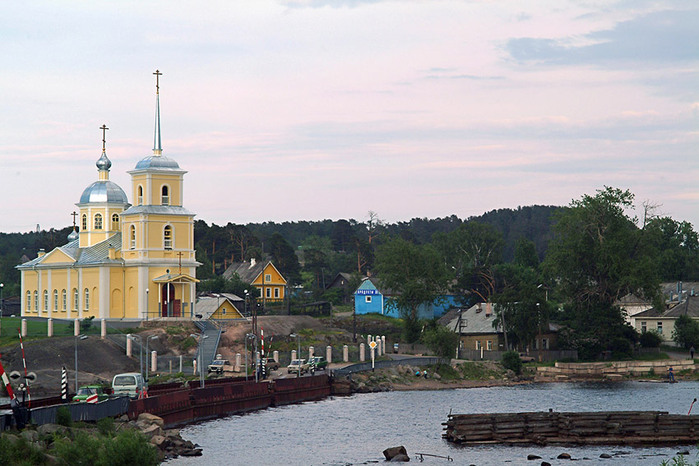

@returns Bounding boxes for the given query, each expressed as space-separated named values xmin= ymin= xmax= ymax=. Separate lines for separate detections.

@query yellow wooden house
xmin=196 ymin=293 xmax=246 ymax=320
xmin=17 ymin=71 xmax=199 ymax=320
xmin=222 ymin=259 xmax=287 ymax=304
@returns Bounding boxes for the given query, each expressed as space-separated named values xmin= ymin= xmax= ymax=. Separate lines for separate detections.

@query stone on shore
xmin=383 ymin=446 xmax=408 ymax=460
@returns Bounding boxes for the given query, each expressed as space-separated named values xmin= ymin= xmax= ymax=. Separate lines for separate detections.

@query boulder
xmin=141 ymin=423 xmax=163 ymax=437
xmin=180 ymin=448 xmax=203 ymax=456
xmin=527 ymin=454 xmax=542 ymax=460
xmin=137 ymin=412 xmax=165 ymax=428
xmin=600 ymin=453 xmax=612 ymax=458
xmin=383 ymin=446 xmax=408 ymax=461
xmin=541 ymin=462 xmax=551 ymax=466
xmin=37 ymin=424 xmax=66 ymax=437
xmin=150 ymin=435 xmax=169 ymax=447
xmin=557 ymin=452 xmax=571 ymax=459
xmin=21 ymin=430 xmax=38 ymax=443
xmin=390 ymin=453 xmax=410 ymax=462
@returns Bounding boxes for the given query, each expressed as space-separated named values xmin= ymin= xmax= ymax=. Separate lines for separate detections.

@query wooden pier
xmin=443 ymin=411 xmax=699 ymax=446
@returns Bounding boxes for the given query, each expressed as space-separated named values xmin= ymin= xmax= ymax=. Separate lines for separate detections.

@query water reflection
xmin=170 ymin=381 xmax=699 ymax=466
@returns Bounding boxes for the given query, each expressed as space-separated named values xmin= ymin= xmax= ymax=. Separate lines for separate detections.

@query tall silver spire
xmin=153 ymin=69 xmax=162 ymax=156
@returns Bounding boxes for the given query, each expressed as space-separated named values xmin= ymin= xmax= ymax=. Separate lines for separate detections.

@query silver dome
xmin=134 ymin=155 xmax=180 ymax=170
xmin=96 ymin=151 xmax=112 ymax=171
xmin=79 ymin=180 xmax=129 ymax=204
xmin=67 ymin=229 xmax=79 ymax=241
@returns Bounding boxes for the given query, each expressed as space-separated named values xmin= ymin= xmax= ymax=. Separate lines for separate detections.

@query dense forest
xmin=0 ymin=205 xmax=561 ymax=298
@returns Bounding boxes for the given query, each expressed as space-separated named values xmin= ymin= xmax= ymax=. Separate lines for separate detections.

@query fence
xmin=29 ymin=396 xmax=130 ymax=426
xmin=459 ymin=349 xmax=578 ymax=362
xmin=332 ymin=357 xmax=445 ymax=377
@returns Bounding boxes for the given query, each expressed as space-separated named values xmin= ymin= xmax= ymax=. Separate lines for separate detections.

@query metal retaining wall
xmin=30 ymin=396 xmax=131 ymax=425
xmin=332 ymin=357 xmax=445 ymax=377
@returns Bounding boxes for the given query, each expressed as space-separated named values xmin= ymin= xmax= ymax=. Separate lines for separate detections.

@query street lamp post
xmin=290 ymin=333 xmax=301 ymax=378
xmin=0 ymin=283 xmax=4 ymax=320
xmin=128 ymin=334 xmax=143 ymax=381
xmin=190 ymin=333 xmax=209 ymax=387
xmin=245 ymin=333 xmax=257 ymax=382
xmin=74 ymin=334 xmax=88 ymax=393
xmin=145 ymin=335 xmax=159 ymax=376
xmin=146 ymin=288 xmax=149 ymax=321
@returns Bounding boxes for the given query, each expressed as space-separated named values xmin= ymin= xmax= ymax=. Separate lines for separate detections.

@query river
xmin=169 ymin=381 xmax=699 ymax=466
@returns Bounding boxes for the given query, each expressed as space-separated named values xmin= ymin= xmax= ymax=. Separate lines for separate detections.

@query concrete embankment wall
xmin=537 ymin=360 xmax=695 ymax=380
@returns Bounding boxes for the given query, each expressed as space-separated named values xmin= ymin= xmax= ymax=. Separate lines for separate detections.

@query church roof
xmin=121 ymin=205 xmax=194 ymax=216
xmin=133 ymin=154 xmax=182 ymax=171
xmin=79 ymin=180 xmax=129 ymax=204
xmin=17 ymin=233 xmax=123 ymax=269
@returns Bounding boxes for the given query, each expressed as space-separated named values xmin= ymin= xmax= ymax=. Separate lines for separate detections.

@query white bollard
xmin=21 ymin=319 xmax=28 ymax=337
xmin=309 ymin=346 xmax=314 ymax=359
xmin=74 ymin=318 xmax=80 ymax=337
xmin=235 ymin=353 xmax=242 ymax=372
xmin=101 ymin=319 xmax=107 ymax=339
xmin=382 ymin=336 xmax=386 ymax=355
xmin=360 ymin=343 xmax=366 ymax=362
xmin=367 ymin=335 xmax=372 ymax=347
xmin=291 ymin=349 xmax=297 ymax=361
xmin=47 ymin=318 xmax=53 ymax=337
xmin=151 ymin=351 xmax=157 ymax=374
xmin=326 ymin=345 xmax=332 ymax=363
xmin=126 ymin=334 xmax=132 ymax=357
xmin=343 ymin=345 xmax=349 ymax=362
xmin=273 ymin=350 xmax=279 ymax=363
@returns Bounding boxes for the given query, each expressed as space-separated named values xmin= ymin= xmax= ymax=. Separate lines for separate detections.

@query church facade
xmin=17 ymin=72 xmax=199 ymax=320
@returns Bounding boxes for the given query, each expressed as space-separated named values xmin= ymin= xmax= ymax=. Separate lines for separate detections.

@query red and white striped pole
xmin=261 ymin=327 xmax=266 ymax=377
xmin=0 ymin=359 xmax=18 ymax=408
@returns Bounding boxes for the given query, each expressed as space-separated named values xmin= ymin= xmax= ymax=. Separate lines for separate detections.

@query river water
xmin=169 ymin=381 xmax=699 ymax=466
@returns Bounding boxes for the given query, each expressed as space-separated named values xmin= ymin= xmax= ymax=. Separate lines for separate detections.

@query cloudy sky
xmin=1 ymin=0 xmax=697 ymax=233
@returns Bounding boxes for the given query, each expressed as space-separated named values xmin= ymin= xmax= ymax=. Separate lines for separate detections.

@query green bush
xmin=100 ymin=429 xmax=159 ymax=466
xmin=96 ymin=417 xmax=115 ymax=436
xmin=610 ymin=337 xmax=632 ymax=358
xmin=421 ymin=325 xmax=459 ymax=360
xmin=0 ymin=434 xmax=46 ymax=465
xmin=501 ymin=351 xmax=522 ymax=375
xmin=56 ymin=406 xmax=72 ymax=427
xmin=639 ymin=331 xmax=662 ymax=348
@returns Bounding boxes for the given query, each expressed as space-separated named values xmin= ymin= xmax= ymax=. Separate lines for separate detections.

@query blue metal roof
xmin=133 ymin=155 xmax=181 ymax=170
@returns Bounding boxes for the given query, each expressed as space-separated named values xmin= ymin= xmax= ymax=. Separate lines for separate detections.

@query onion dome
xmin=67 ymin=228 xmax=79 ymax=242
xmin=79 ymin=180 xmax=129 ymax=204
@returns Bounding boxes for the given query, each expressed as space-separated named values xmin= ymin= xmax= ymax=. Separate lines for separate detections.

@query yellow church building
xmin=17 ymin=71 xmax=199 ymax=320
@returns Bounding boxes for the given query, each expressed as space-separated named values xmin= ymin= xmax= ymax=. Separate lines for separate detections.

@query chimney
xmin=476 ymin=303 xmax=482 ymax=313
xmin=250 ymin=258 xmax=256 ymax=267
xmin=108 ymin=244 xmax=116 ymax=260
xmin=37 ymin=248 xmax=46 ymax=258
xmin=485 ymin=302 xmax=492 ymax=317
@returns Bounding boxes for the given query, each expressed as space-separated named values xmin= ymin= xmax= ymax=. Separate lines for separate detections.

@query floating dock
xmin=443 ymin=411 xmax=699 ymax=446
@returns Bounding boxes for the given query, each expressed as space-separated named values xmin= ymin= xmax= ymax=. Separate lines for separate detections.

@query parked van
xmin=112 ymin=372 xmax=147 ymax=399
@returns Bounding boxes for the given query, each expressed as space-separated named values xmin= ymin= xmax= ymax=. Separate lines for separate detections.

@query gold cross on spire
xmin=153 ymin=69 xmax=162 ymax=94
xmin=100 ymin=124 xmax=109 ymax=152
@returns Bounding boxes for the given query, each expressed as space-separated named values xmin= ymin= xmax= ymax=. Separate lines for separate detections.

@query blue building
xmin=353 ymin=277 xmax=459 ymax=319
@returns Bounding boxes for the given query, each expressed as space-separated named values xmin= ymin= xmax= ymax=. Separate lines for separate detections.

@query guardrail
xmin=332 ymin=357 xmax=446 ymax=377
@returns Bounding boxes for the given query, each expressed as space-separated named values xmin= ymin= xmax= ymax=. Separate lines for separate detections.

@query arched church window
xmin=53 ymin=289 xmax=58 ymax=311
xmin=111 ymin=213 xmax=119 ymax=230
xmin=94 ymin=213 xmax=103 ymax=230
xmin=34 ymin=291 xmax=38 ymax=311
xmin=82 ymin=214 xmax=87 ymax=231
xmin=26 ymin=291 xmax=31 ymax=311
xmin=164 ymin=225 xmax=173 ymax=250
xmin=161 ymin=185 xmax=169 ymax=206
xmin=61 ymin=289 xmax=67 ymax=311
xmin=138 ymin=185 xmax=143 ymax=206
xmin=43 ymin=290 xmax=48 ymax=311
xmin=130 ymin=225 xmax=136 ymax=249
xmin=73 ymin=288 xmax=78 ymax=310
xmin=84 ymin=288 xmax=90 ymax=310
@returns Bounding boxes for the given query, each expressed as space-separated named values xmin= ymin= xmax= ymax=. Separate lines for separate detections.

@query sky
xmin=0 ymin=0 xmax=697 ymax=233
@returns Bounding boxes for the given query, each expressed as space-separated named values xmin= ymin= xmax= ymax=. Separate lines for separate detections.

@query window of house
xmin=475 ymin=340 xmax=481 ymax=350
xmin=542 ymin=338 xmax=549 ymax=350
xmin=61 ymin=289 xmax=67 ymax=311
xmin=222 ymin=308 xmax=227 ymax=315
xmin=137 ymin=185 xmax=143 ymax=205
xmin=274 ymin=287 xmax=280 ymax=298
xmin=82 ymin=214 xmax=87 ymax=231
xmin=641 ymin=321 xmax=647 ymax=333
xmin=43 ymin=290 xmax=48 ymax=311
xmin=265 ymin=274 xmax=271 ymax=283
xmin=53 ymin=289 xmax=58 ymax=311
xmin=259 ymin=288 xmax=263 ymax=298
xmin=366 ymin=295 xmax=372 ymax=303
xmin=486 ymin=340 xmax=492 ymax=350
xmin=94 ymin=213 xmax=103 ymax=230
xmin=266 ymin=287 xmax=271 ymax=298
xmin=657 ymin=322 xmax=663 ymax=333
xmin=130 ymin=225 xmax=136 ymax=249
xmin=73 ymin=288 xmax=78 ymax=310
xmin=26 ymin=291 xmax=31 ymax=311
xmin=111 ymin=213 xmax=119 ymax=230
xmin=164 ymin=225 xmax=172 ymax=250
xmin=84 ymin=288 xmax=90 ymax=310
xmin=34 ymin=291 xmax=38 ymax=311
xmin=161 ymin=185 xmax=169 ymax=206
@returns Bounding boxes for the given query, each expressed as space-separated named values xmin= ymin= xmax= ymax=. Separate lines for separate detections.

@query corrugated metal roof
xmin=16 ymin=234 xmax=122 ymax=269
xmin=121 ymin=205 xmax=194 ymax=216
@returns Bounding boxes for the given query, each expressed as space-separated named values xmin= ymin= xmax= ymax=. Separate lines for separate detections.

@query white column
xmin=47 ymin=318 xmax=53 ymax=337
xmin=74 ymin=318 xmax=80 ymax=336
xmin=326 ymin=345 xmax=332 ymax=363
xmin=101 ymin=319 xmax=107 ymax=339
xmin=21 ymin=319 xmax=27 ymax=337
xmin=343 ymin=345 xmax=349 ymax=362
xmin=126 ymin=334 xmax=132 ymax=357
xmin=291 ymin=350 xmax=297 ymax=361
xmin=273 ymin=350 xmax=279 ymax=363
xmin=235 ymin=353 xmax=242 ymax=372
xmin=360 ymin=343 xmax=366 ymax=362
xmin=99 ymin=266 xmax=109 ymax=319
xmin=151 ymin=351 xmax=157 ymax=373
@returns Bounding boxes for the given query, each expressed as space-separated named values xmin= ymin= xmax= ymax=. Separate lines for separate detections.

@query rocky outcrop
xmin=134 ymin=413 xmax=202 ymax=460
xmin=383 ymin=445 xmax=409 ymax=461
